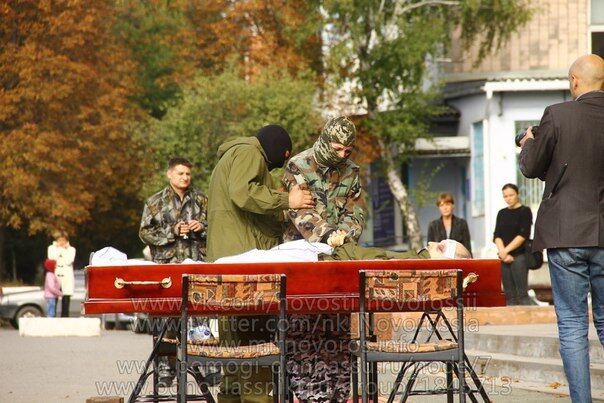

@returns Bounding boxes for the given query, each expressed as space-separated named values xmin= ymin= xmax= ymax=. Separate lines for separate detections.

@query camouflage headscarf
xmin=313 ymin=116 xmax=357 ymax=167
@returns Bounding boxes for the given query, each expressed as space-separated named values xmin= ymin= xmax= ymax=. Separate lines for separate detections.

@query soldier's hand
xmin=174 ymin=221 xmax=190 ymax=236
xmin=288 ymin=184 xmax=315 ymax=209
xmin=327 ymin=230 xmax=347 ymax=248
xmin=188 ymin=220 xmax=203 ymax=232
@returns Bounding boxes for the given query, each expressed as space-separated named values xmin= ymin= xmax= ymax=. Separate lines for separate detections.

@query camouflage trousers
xmin=286 ymin=314 xmax=351 ymax=402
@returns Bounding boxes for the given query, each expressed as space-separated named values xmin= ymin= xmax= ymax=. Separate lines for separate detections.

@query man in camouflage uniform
xmin=140 ymin=157 xmax=207 ymax=263
xmin=282 ymin=116 xmax=366 ymax=402
xmin=139 ymin=157 xmax=209 ymax=387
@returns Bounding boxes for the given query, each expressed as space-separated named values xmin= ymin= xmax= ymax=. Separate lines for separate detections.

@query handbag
xmin=524 ymin=239 xmax=544 ymax=270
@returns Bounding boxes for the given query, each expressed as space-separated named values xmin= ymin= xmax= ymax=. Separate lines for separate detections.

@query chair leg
xmin=273 ymin=367 xmax=279 ymax=403
xmin=360 ymin=356 xmax=369 ymax=403
xmin=189 ymin=366 xmax=216 ymax=403
xmin=458 ymin=358 xmax=466 ymax=403
xmin=386 ymin=362 xmax=411 ymax=403
xmin=129 ymin=320 xmax=169 ymax=403
xmin=446 ymin=362 xmax=454 ymax=403
xmin=400 ymin=364 xmax=422 ymax=403
xmin=462 ymin=355 xmax=491 ymax=403
xmin=371 ymin=362 xmax=378 ymax=402
xmin=351 ymin=353 xmax=359 ymax=402
xmin=177 ymin=358 xmax=186 ymax=403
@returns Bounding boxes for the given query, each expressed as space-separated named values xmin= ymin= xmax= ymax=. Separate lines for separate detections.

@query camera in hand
xmin=515 ymin=125 xmax=539 ymax=147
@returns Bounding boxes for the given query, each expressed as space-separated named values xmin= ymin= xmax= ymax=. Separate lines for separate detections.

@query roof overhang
xmin=412 ymin=136 xmax=470 ymax=158
xmin=483 ymin=78 xmax=569 ymax=93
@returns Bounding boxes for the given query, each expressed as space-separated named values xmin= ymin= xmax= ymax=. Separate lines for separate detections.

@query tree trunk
xmin=0 ymin=225 xmax=5 ymax=280
xmin=11 ymin=246 xmax=17 ymax=281
xmin=378 ymin=140 xmax=424 ymax=250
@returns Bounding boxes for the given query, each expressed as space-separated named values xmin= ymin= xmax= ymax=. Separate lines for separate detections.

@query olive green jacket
xmin=207 ymin=137 xmax=290 ymax=261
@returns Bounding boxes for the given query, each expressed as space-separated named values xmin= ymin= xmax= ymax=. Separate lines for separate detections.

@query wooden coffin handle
xmin=114 ymin=277 xmax=172 ymax=289
xmin=462 ymin=272 xmax=478 ymax=291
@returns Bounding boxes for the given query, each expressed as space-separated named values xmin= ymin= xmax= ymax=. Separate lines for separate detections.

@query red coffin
xmin=84 ymin=259 xmax=504 ymax=315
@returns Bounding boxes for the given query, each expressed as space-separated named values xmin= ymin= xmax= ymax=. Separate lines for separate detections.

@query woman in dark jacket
xmin=493 ymin=183 xmax=533 ymax=305
xmin=427 ymin=192 xmax=472 ymax=256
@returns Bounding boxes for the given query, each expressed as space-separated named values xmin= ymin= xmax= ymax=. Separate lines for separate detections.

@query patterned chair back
xmin=363 ymin=269 xmax=459 ymax=306
xmin=187 ymin=274 xmax=283 ymax=311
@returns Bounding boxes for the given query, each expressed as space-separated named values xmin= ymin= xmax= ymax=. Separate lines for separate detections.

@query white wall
xmin=409 ymin=157 xmax=469 ymax=239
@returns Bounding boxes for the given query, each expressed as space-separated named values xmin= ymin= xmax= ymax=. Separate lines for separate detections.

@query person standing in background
xmin=427 ymin=192 xmax=472 ymax=256
xmin=43 ymin=258 xmax=61 ymax=317
xmin=47 ymin=230 xmax=75 ymax=317
xmin=493 ymin=184 xmax=533 ymax=306
xmin=139 ymin=156 xmax=209 ymax=387
xmin=140 ymin=157 xmax=207 ymax=263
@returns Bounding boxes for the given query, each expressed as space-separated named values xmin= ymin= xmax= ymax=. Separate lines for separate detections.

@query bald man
xmin=519 ymin=54 xmax=604 ymax=403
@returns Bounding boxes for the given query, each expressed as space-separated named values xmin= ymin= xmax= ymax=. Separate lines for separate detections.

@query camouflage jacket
xmin=282 ymin=148 xmax=366 ymax=243
xmin=139 ymin=186 xmax=208 ymax=263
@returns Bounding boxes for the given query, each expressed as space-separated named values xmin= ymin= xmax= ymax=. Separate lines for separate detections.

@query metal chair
xmin=353 ymin=269 xmax=468 ymax=403
xmin=177 ymin=274 xmax=287 ymax=403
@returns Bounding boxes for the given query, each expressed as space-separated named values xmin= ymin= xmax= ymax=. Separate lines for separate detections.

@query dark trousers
xmin=500 ymin=254 xmax=531 ymax=305
xmin=61 ymin=295 xmax=71 ymax=317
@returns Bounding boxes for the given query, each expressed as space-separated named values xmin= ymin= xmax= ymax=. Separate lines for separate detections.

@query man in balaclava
xmin=281 ymin=116 xmax=366 ymax=402
xmin=207 ymin=124 xmax=314 ymax=403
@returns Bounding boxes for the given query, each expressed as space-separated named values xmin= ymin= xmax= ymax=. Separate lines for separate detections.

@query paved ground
xmin=0 ymin=323 xmax=585 ymax=402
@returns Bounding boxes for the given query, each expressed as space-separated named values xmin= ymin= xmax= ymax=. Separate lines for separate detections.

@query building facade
xmin=366 ymin=0 xmax=604 ymax=256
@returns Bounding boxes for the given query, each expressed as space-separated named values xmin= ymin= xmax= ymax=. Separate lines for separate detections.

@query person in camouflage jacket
xmin=139 ymin=157 xmax=208 ymax=263
xmin=282 ymin=116 xmax=367 ymax=402
xmin=282 ymin=116 xmax=366 ymax=245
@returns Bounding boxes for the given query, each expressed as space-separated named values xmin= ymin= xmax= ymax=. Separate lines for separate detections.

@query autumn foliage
xmin=0 ymin=0 xmax=146 ymax=236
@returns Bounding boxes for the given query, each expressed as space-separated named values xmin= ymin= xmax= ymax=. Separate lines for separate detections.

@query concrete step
xmin=18 ymin=317 xmax=101 ymax=337
xmin=465 ymin=330 xmax=604 ymax=364
xmin=467 ymin=348 xmax=604 ymax=388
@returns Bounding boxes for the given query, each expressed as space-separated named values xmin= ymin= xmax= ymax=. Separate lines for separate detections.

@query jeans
xmin=500 ymin=254 xmax=531 ymax=305
xmin=548 ymin=247 xmax=604 ymax=403
xmin=46 ymin=298 xmax=57 ymax=317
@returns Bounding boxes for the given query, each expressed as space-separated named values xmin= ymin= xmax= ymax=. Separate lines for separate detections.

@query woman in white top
xmin=47 ymin=230 xmax=76 ymax=317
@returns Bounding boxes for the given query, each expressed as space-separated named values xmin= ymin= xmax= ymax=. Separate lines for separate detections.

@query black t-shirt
xmin=493 ymin=205 xmax=533 ymax=256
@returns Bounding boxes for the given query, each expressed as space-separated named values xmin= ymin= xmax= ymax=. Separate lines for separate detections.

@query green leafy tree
xmin=113 ymin=0 xmax=196 ymax=119
xmin=145 ymin=68 xmax=320 ymax=195
xmin=324 ymin=0 xmax=533 ymax=248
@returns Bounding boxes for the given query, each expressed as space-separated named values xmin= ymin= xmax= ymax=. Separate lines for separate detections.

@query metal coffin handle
xmin=462 ymin=272 xmax=478 ymax=291
xmin=114 ymin=277 xmax=172 ymax=289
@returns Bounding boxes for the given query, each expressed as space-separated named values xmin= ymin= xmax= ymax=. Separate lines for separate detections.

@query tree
xmin=112 ymin=0 xmax=197 ymax=119
xmin=145 ymin=68 xmax=320 ymax=194
xmin=111 ymin=0 xmax=323 ymax=116
xmin=324 ymin=0 xmax=533 ymax=249
xmin=184 ymin=0 xmax=323 ymax=78
xmin=0 ymin=0 xmax=148 ymax=278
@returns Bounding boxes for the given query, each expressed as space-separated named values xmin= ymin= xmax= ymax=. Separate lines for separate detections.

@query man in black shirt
xmin=493 ymin=183 xmax=533 ymax=305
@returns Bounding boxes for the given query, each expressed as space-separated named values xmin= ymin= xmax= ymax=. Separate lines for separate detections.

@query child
xmin=43 ymin=259 xmax=62 ymax=317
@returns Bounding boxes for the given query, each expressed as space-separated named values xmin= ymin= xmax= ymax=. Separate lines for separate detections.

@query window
xmin=471 ymin=122 xmax=484 ymax=216
xmin=590 ymin=0 xmax=604 ymax=57
xmin=515 ymin=121 xmax=545 ymax=212
xmin=592 ymin=0 xmax=604 ymax=24
xmin=592 ymin=32 xmax=604 ymax=58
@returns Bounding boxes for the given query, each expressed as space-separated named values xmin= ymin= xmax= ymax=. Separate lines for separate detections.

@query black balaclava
xmin=256 ymin=125 xmax=292 ymax=170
